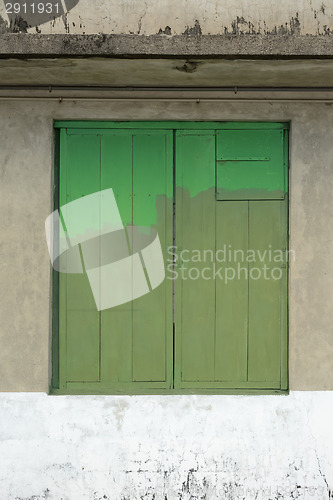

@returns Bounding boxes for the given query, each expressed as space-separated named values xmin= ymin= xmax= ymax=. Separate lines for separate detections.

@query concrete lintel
xmin=1 ymin=33 xmax=333 ymax=58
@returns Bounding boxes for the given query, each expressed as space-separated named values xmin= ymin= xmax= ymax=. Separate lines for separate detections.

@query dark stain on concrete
xmin=2 ymin=32 xmax=333 ymax=57
xmin=10 ymin=16 xmax=30 ymax=33
xmin=0 ymin=15 xmax=10 ymax=34
xmin=290 ymin=13 xmax=301 ymax=35
xmin=183 ymin=20 xmax=202 ymax=36
xmin=225 ymin=13 xmax=302 ymax=36
xmin=14 ymin=489 xmax=51 ymax=500
xmin=93 ymin=33 xmax=107 ymax=48
xmin=175 ymin=60 xmax=202 ymax=73
xmin=62 ymin=12 xmax=70 ymax=33
xmin=231 ymin=16 xmax=248 ymax=35
xmin=158 ymin=26 xmax=172 ymax=35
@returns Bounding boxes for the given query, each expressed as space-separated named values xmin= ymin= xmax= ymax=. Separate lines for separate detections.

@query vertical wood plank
xmin=100 ymin=132 xmax=133 ymax=383
xmin=59 ymin=132 xmax=100 ymax=383
xmin=248 ymin=200 xmax=287 ymax=383
xmin=215 ymin=201 xmax=248 ymax=382
xmin=58 ymin=129 xmax=67 ymax=389
xmin=175 ymin=132 xmax=216 ymax=384
xmin=132 ymin=132 xmax=173 ymax=382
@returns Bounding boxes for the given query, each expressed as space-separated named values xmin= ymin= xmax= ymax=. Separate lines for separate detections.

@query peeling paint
xmin=290 ymin=13 xmax=301 ymax=35
xmin=10 ymin=15 xmax=29 ymax=33
xmin=62 ymin=12 xmax=70 ymax=34
xmin=224 ymin=13 xmax=302 ymax=36
xmin=158 ymin=26 xmax=172 ymax=35
xmin=0 ymin=0 xmax=333 ymax=35
xmin=183 ymin=20 xmax=202 ymax=36
xmin=0 ymin=14 xmax=9 ymax=33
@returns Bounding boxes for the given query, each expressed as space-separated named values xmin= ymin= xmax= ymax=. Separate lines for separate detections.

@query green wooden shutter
xmin=58 ymin=129 xmax=173 ymax=391
xmin=175 ymin=128 xmax=288 ymax=390
xmin=55 ymin=122 xmax=288 ymax=394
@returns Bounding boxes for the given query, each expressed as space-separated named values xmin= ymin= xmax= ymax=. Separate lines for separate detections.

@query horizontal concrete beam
xmin=1 ymin=34 xmax=333 ymax=58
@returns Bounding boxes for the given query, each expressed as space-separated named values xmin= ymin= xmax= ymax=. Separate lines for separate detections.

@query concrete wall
xmin=0 ymin=392 xmax=332 ymax=499
xmin=1 ymin=97 xmax=333 ymax=391
xmin=0 ymin=0 xmax=333 ymax=35
xmin=1 ymin=97 xmax=333 ymax=498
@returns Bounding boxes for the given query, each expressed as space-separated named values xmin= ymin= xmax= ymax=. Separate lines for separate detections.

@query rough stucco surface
xmin=0 ymin=0 xmax=332 ymax=35
xmin=0 ymin=98 xmax=333 ymax=391
xmin=0 ymin=392 xmax=332 ymax=499
xmin=2 ymin=34 xmax=333 ymax=57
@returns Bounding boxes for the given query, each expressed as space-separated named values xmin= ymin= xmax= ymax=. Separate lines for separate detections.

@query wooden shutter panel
xmin=59 ymin=132 xmax=101 ymax=386
xmin=175 ymin=131 xmax=217 ymax=386
xmin=59 ymin=129 xmax=173 ymax=391
xmin=176 ymin=128 xmax=288 ymax=390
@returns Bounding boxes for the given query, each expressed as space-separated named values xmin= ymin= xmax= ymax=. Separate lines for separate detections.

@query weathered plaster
xmin=0 ymin=98 xmax=333 ymax=391
xmin=0 ymin=392 xmax=332 ymax=499
xmin=3 ymin=33 xmax=333 ymax=57
xmin=2 ymin=57 xmax=333 ymax=87
xmin=0 ymin=0 xmax=333 ymax=36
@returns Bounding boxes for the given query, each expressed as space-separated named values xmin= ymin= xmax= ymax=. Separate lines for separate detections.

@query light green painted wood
xmin=58 ymin=128 xmax=67 ymax=390
xmin=215 ymin=201 xmax=248 ymax=382
xmin=175 ymin=127 xmax=288 ymax=390
xmin=248 ymin=200 xmax=288 ymax=384
xmin=52 ymin=385 xmax=288 ymax=396
xmin=131 ymin=132 xmax=173 ymax=383
xmin=59 ymin=129 xmax=173 ymax=388
xmin=100 ymin=133 xmax=133 ymax=383
xmin=55 ymin=122 xmax=288 ymax=394
xmin=175 ymin=131 xmax=216 ymax=384
xmin=59 ymin=133 xmax=101 ymax=383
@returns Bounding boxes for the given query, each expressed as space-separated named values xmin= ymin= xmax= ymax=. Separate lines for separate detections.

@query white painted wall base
xmin=0 ymin=392 xmax=332 ymax=499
